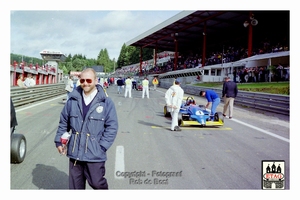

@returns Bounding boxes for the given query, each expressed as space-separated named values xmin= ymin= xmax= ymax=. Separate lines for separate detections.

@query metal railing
xmin=11 ymin=83 xmax=66 ymax=107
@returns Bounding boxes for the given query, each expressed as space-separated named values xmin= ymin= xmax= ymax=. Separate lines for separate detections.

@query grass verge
xmin=194 ymin=82 xmax=289 ymax=95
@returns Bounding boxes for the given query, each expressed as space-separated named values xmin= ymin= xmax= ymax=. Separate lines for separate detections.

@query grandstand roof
xmin=126 ymin=10 xmax=289 ymax=55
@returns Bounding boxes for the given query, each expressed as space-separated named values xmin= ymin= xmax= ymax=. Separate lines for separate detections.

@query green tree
xmin=116 ymin=44 xmax=156 ymax=69
xmin=97 ymin=49 xmax=110 ymax=73
xmin=117 ymin=43 xmax=127 ymax=68
xmin=60 ymin=65 xmax=68 ymax=74
xmin=72 ymin=58 xmax=86 ymax=72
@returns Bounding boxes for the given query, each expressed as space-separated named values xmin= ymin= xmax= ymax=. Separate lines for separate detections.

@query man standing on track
xmin=152 ymin=77 xmax=159 ymax=91
xmin=54 ymin=68 xmax=118 ymax=190
xmin=116 ymin=77 xmax=124 ymax=94
xmin=222 ymin=76 xmax=238 ymax=119
xmin=165 ymin=78 xmax=184 ymax=131
xmin=142 ymin=77 xmax=150 ymax=99
xmin=124 ymin=76 xmax=132 ymax=98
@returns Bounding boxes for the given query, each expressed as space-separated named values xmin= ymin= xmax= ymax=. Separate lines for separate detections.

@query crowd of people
xmin=113 ymin=39 xmax=289 ymax=78
xmin=233 ymin=64 xmax=289 ymax=83
xmin=115 ymin=76 xmax=153 ymax=99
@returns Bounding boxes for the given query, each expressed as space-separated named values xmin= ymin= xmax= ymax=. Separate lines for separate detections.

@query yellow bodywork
xmin=180 ymin=119 xmax=224 ymax=127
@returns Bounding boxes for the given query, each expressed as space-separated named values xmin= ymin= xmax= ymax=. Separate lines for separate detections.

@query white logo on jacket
xmin=96 ymin=106 xmax=103 ymax=113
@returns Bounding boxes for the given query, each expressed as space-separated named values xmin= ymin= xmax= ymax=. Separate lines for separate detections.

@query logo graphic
xmin=262 ymin=160 xmax=285 ymax=190
xmin=96 ymin=106 xmax=103 ymax=113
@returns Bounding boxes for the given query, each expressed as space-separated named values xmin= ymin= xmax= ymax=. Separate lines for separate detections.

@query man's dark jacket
xmin=222 ymin=81 xmax=238 ymax=98
xmin=54 ymin=85 xmax=118 ymax=162
xmin=116 ymin=79 xmax=124 ymax=86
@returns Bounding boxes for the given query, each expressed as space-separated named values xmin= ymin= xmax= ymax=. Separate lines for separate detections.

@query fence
xmin=11 ymin=83 xmax=66 ymax=107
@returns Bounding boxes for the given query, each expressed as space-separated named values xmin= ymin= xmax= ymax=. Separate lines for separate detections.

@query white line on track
xmin=231 ymin=118 xmax=289 ymax=143
xmin=114 ymin=145 xmax=125 ymax=179
xmin=15 ymin=95 xmax=64 ymax=112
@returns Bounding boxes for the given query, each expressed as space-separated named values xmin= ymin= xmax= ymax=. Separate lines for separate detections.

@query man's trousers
xmin=69 ymin=159 xmax=108 ymax=189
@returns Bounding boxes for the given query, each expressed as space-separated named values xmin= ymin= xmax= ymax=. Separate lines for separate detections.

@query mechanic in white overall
xmin=142 ymin=77 xmax=150 ymax=99
xmin=165 ymin=78 xmax=184 ymax=131
xmin=124 ymin=76 xmax=132 ymax=98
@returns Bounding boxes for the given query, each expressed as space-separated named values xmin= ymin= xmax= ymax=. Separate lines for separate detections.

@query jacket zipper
xmin=72 ymin=131 xmax=79 ymax=153
xmin=85 ymin=133 xmax=90 ymax=153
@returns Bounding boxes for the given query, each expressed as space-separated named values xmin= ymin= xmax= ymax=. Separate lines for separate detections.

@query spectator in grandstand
xmin=165 ymin=78 xmax=184 ymax=131
xmin=152 ymin=77 xmax=159 ymax=91
xmin=142 ymin=77 xmax=150 ymax=99
xmin=124 ymin=76 xmax=132 ymax=98
xmin=54 ymin=68 xmax=118 ymax=189
xmin=17 ymin=74 xmax=27 ymax=88
xmin=276 ymin=63 xmax=284 ymax=81
xmin=222 ymin=76 xmax=238 ymax=119
xmin=200 ymin=89 xmax=220 ymax=121
xmin=238 ymin=69 xmax=245 ymax=83
xmin=233 ymin=68 xmax=237 ymax=83
xmin=116 ymin=77 xmax=124 ymax=94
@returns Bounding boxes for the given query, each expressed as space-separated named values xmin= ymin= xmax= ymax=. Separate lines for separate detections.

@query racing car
xmin=164 ymin=96 xmax=224 ymax=127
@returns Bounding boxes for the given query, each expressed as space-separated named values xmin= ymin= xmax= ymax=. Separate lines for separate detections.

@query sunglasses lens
xmin=80 ymin=79 xmax=93 ymax=84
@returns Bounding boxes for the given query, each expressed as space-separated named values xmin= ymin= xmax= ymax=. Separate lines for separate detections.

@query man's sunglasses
xmin=80 ymin=79 xmax=93 ymax=84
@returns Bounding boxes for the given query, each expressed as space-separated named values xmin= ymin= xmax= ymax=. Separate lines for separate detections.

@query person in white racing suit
xmin=124 ymin=77 xmax=132 ymax=98
xmin=165 ymin=78 xmax=184 ymax=131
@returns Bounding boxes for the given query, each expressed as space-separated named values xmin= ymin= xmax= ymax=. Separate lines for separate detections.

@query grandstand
xmin=113 ymin=10 xmax=289 ymax=83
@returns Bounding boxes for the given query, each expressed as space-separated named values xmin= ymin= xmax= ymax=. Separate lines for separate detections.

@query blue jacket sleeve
xmin=99 ymin=97 xmax=118 ymax=151
xmin=54 ymin=101 xmax=70 ymax=147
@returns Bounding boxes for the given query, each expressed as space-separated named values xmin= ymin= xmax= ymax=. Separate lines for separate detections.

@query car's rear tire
xmin=11 ymin=133 xmax=27 ymax=164
xmin=178 ymin=113 xmax=182 ymax=126
xmin=164 ymin=105 xmax=171 ymax=117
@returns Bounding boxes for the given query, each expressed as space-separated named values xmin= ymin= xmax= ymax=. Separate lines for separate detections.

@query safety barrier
xmin=11 ymin=83 xmax=66 ymax=107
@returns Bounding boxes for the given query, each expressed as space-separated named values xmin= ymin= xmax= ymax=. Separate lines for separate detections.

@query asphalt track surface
xmin=10 ymin=84 xmax=290 ymax=193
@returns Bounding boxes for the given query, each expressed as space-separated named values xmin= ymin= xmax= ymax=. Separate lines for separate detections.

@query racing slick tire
xmin=178 ymin=112 xmax=183 ymax=126
xmin=214 ymin=112 xmax=224 ymax=123
xmin=11 ymin=133 xmax=27 ymax=164
xmin=164 ymin=105 xmax=171 ymax=117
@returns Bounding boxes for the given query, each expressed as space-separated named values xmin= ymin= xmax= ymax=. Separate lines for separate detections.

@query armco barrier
xmin=161 ymin=84 xmax=290 ymax=116
xmin=11 ymin=83 xmax=66 ymax=107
